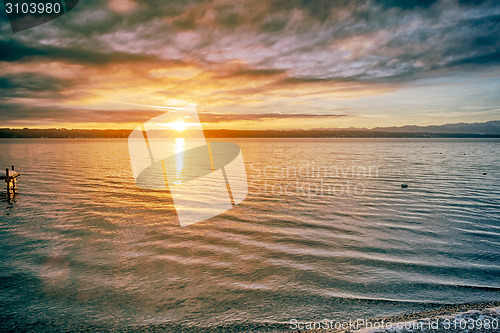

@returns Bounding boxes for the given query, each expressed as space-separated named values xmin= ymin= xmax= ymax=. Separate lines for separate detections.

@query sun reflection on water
xmin=174 ymin=138 xmax=184 ymax=184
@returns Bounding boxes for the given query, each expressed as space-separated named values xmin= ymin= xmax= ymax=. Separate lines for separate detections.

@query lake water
xmin=0 ymin=138 xmax=499 ymax=332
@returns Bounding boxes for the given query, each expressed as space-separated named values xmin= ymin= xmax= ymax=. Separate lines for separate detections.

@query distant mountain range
xmin=1 ymin=121 xmax=499 ymax=138
xmin=372 ymin=120 xmax=500 ymax=135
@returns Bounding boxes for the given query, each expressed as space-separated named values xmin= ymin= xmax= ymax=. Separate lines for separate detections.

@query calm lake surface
xmin=0 ymin=138 xmax=499 ymax=332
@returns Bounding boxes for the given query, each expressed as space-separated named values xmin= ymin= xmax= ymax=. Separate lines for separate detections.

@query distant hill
xmin=373 ymin=120 xmax=500 ymax=135
xmin=0 ymin=121 xmax=499 ymax=138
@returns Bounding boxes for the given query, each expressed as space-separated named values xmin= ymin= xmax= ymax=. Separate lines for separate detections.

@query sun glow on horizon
xmin=171 ymin=120 xmax=187 ymax=132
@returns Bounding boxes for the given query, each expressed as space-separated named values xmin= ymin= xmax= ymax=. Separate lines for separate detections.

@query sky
xmin=1 ymin=0 xmax=500 ymax=130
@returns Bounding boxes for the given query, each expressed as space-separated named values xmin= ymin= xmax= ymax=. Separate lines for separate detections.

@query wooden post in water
xmin=11 ymin=165 xmax=17 ymax=193
xmin=5 ymin=168 xmax=10 ymax=197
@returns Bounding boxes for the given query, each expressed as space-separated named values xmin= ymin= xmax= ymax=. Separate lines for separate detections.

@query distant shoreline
xmin=1 ymin=129 xmax=499 ymax=139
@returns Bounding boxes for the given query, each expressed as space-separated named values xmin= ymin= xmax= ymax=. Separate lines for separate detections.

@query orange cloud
xmin=108 ymin=0 xmax=138 ymax=14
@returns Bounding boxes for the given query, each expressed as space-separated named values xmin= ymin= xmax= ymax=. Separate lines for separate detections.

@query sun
xmin=171 ymin=120 xmax=186 ymax=132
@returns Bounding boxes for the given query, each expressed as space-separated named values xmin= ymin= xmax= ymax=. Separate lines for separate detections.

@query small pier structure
xmin=1 ymin=165 xmax=20 ymax=197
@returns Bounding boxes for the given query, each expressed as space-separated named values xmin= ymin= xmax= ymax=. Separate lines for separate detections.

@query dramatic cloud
xmin=0 ymin=105 xmax=163 ymax=126
xmin=1 ymin=0 xmax=499 ymax=128
xmin=198 ymin=112 xmax=347 ymax=123
xmin=0 ymin=107 xmax=346 ymax=125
